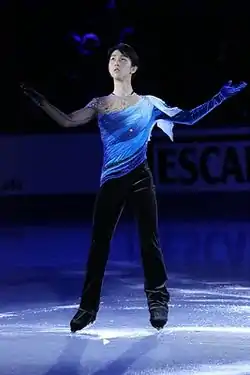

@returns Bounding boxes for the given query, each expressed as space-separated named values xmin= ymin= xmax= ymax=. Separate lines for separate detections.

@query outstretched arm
xmin=42 ymin=99 xmax=98 ymax=127
xmin=20 ymin=84 xmax=98 ymax=127
xmin=171 ymin=81 xmax=247 ymax=125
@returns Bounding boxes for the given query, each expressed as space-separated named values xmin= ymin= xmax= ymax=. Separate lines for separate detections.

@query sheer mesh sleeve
xmin=69 ymin=98 xmax=98 ymax=125
xmin=85 ymin=97 xmax=99 ymax=110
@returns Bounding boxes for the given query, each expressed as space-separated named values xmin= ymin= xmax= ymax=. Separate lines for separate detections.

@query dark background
xmin=2 ymin=0 xmax=247 ymax=225
xmin=15 ymin=0 xmax=250 ymax=135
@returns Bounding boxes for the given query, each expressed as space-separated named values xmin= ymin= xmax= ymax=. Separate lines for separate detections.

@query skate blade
xmin=150 ymin=319 xmax=167 ymax=330
xmin=70 ymin=318 xmax=95 ymax=333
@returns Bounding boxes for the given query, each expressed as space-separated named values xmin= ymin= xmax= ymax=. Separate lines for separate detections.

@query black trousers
xmin=80 ymin=161 xmax=168 ymax=313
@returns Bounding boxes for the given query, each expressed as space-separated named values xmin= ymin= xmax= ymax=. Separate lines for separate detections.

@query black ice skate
xmin=70 ymin=308 xmax=96 ymax=333
xmin=145 ymin=285 xmax=170 ymax=330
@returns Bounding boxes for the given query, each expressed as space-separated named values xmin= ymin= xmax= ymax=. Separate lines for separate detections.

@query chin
xmin=111 ymin=72 xmax=123 ymax=81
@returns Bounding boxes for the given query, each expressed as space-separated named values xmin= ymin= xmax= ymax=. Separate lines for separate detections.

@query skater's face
xmin=108 ymin=50 xmax=137 ymax=81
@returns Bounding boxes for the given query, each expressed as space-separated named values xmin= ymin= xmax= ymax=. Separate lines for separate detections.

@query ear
xmin=131 ymin=65 xmax=138 ymax=74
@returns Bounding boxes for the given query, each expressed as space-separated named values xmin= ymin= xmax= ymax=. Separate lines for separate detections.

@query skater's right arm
xmin=40 ymin=98 xmax=98 ymax=127
xmin=20 ymin=84 xmax=98 ymax=127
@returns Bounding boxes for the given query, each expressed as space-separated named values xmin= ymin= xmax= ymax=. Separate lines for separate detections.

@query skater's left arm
xmin=170 ymin=81 xmax=247 ymax=125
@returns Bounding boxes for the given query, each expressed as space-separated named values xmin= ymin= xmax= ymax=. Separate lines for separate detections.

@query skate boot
xmin=70 ymin=307 xmax=96 ymax=333
xmin=145 ymin=284 xmax=170 ymax=330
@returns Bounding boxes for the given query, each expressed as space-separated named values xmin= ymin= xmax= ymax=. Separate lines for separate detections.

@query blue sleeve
xmin=170 ymin=92 xmax=225 ymax=125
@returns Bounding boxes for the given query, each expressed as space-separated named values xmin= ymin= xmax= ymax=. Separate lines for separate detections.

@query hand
xmin=20 ymin=83 xmax=45 ymax=106
xmin=220 ymin=80 xmax=247 ymax=99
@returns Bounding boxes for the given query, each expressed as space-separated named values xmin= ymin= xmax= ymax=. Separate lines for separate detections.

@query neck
xmin=112 ymin=79 xmax=134 ymax=97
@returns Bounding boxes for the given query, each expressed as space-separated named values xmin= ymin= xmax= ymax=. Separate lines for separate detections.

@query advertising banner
xmin=0 ymin=126 xmax=249 ymax=195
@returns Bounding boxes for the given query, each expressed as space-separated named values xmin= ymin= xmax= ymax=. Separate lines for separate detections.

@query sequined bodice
xmin=85 ymin=84 xmax=240 ymax=186
xmin=97 ymin=97 xmax=151 ymax=185
xmin=89 ymin=94 xmax=182 ymax=186
xmin=88 ymin=93 xmax=142 ymax=115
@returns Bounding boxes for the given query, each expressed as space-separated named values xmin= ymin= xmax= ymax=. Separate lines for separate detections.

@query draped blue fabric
xmin=98 ymin=81 xmax=247 ymax=185
xmin=98 ymin=96 xmax=180 ymax=185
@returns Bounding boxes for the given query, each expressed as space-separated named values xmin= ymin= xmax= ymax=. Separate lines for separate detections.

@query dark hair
xmin=108 ymin=43 xmax=140 ymax=68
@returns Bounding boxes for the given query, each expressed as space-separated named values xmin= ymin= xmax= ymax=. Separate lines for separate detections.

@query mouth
xmin=114 ymin=68 xmax=120 ymax=72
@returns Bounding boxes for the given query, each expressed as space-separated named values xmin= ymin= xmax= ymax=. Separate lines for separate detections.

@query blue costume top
xmin=97 ymin=81 xmax=247 ymax=186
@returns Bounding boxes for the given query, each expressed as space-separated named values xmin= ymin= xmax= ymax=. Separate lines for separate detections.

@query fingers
xmin=20 ymin=84 xmax=42 ymax=100
xmin=20 ymin=82 xmax=31 ymax=96
xmin=20 ymin=82 xmax=30 ymax=91
xmin=224 ymin=80 xmax=247 ymax=92
xmin=235 ymin=82 xmax=247 ymax=91
xmin=225 ymin=80 xmax=247 ymax=87
xmin=22 ymin=87 xmax=32 ymax=97
xmin=240 ymin=81 xmax=247 ymax=88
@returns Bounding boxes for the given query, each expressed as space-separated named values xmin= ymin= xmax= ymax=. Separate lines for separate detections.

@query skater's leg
xmin=130 ymin=164 xmax=169 ymax=329
xmin=70 ymin=179 xmax=126 ymax=332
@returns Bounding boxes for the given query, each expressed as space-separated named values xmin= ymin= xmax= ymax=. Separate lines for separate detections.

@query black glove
xmin=20 ymin=83 xmax=45 ymax=106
